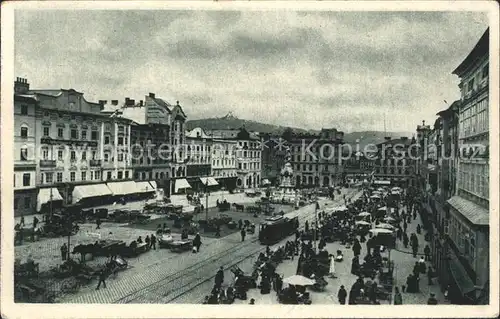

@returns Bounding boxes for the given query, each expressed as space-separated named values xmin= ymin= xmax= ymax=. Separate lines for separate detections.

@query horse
xmin=232 ymin=203 xmax=245 ymax=212
xmin=72 ymin=244 xmax=96 ymax=263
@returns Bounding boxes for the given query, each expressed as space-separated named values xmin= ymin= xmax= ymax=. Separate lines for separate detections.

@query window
xmin=24 ymin=197 xmax=31 ymax=209
xmin=70 ymin=151 xmax=76 ymax=161
xmin=20 ymin=146 xmax=28 ymax=161
xmin=58 ymin=128 xmax=64 ymax=138
xmin=23 ymin=173 xmax=30 ymax=186
xmin=20 ymin=126 xmax=28 ymax=138
xmin=71 ymin=129 xmax=78 ymax=139
xmin=58 ymin=150 xmax=63 ymax=160
xmin=81 ymin=172 xmax=86 ymax=181
xmin=70 ymin=172 xmax=76 ymax=181
xmin=107 ymin=172 xmax=112 ymax=180
xmin=43 ymin=126 xmax=50 ymax=136
xmin=45 ymin=172 xmax=53 ymax=183
xmin=104 ymin=136 xmax=110 ymax=144
xmin=82 ymin=130 xmax=87 ymax=140
xmin=117 ymin=171 xmax=123 ymax=179
xmin=95 ymin=171 xmax=100 ymax=180
xmin=57 ymin=172 xmax=63 ymax=183
xmin=91 ymin=130 xmax=98 ymax=140
xmin=118 ymin=136 xmax=124 ymax=145
xmin=82 ymin=151 xmax=87 ymax=160
xmin=21 ymin=105 xmax=28 ymax=115
xmin=468 ymin=78 xmax=475 ymax=92
xmin=118 ymin=153 xmax=124 ymax=161
xmin=42 ymin=148 xmax=49 ymax=160
xmin=125 ymin=171 xmax=129 ymax=179
xmin=104 ymin=153 xmax=110 ymax=162
xmin=482 ymin=64 xmax=489 ymax=79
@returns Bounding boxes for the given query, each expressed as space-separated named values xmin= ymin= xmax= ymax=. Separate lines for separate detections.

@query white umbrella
xmin=376 ymin=223 xmax=395 ymax=229
xmin=377 ymin=188 xmax=385 ymax=191
xmin=370 ymin=228 xmax=393 ymax=234
xmin=356 ymin=220 xmax=371 ymax=226
xmin=371 ymin=190 xmax=382 ymax=195
xmin=283 ymin=275 xmax=316 ymax=286
xmin=370 ymin=195 xmax=380 ymax=199
xmin=333 ymin=205 xmax=348 ymax=212
xmin=384 ymin=216 xmax=397 ymax=222
xmin=391 ymin=187 xmax=401 ymax=191
xmin=357 ymin=212 xmax=370 ymax=217
xmin=377 ymin=206 xmax=387 ymax=211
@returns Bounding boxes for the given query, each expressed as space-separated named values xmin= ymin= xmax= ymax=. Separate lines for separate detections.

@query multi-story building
xmin=211 ymin=138 xmax=238 ymax=190
xmin=185 ymin=127 xmax=214 ymax=192
xmin=343 ymin=151 xmax=375 ymax=183
xmin=372 ymin=136 xmax=418 ymax=187
xmin=14 ymin=78 xmax=39 ymax=216
xmin=444 ymin=28 xmax=489 ymax=304
xmin=415 ymin=120 xmax=432 ymax=188
xmin=17 ymin=78 xmax=134 ymax=212
xmin=286 ymin=128 xmax=345 ymax=188
xmin=209 ymin=128 xmax=262 ymax=189
xmin=260 ymin=133 xmax=287 ymax=186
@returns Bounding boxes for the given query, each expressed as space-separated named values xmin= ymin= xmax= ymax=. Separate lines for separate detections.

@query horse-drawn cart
xmin=169 ymin=239 xmax=193 ymax=253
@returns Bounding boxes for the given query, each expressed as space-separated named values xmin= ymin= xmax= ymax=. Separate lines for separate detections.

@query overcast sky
xmin=15 ymin=10 xmax=488 ymax=133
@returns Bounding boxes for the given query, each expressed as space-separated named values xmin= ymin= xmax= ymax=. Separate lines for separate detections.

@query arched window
xmin=20 ymin=145 xmax=28 ymax=161
xmin=20 ymin=124 xmax=29 ymax=138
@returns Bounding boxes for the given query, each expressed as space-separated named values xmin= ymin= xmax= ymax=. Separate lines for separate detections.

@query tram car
xmin=258 ymin=211 xmax=299 ymax=245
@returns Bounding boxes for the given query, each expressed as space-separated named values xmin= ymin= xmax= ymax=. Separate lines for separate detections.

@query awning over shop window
xmin=374 ymin=180 xmax=391 ymax=185
xmin=136 ymin=181 xmax=155 ymax=193
xmin=448 ymin=251 xmax=477 ymax=295
xmin=175 ymin=179 xmax=192 ymax=192
xmin=149 ymin=181 xmax=157 ymax=190
xmin=72 ymin=184 xmax=112 ymax=204
xmin=200 ymin=177 xmax=219 ymax=186
xmin=447 ymin=196 xmax=489 ymax=225
xmin=37 ymin=188 xmax=64 ymax=212
xmin=107 ymin=181 xmax=139 ymax=196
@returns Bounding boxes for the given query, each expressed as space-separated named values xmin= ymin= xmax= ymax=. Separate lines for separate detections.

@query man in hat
xmin=427 ymin=293 xmax=438 ymax=305
xmin=193 ymin=232 xmax=202 ymax=253
xmin=338 ymin=285 xmax=347 ymax=304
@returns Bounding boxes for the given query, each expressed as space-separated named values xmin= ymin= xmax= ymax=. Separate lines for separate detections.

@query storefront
xmin=72 ymin=183 xmax=113 ymax=206
xmin=173 ymin=178 xmax=192 ymax=194
xmin=106 ymin=181 xmax=138 ymax=201
xmin=135 ymin=181 xmax=156 ymax=199
xmin=36 ymin=187 xmax=64 ymax=214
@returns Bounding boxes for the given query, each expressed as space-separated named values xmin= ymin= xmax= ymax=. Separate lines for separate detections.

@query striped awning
xmin=107 ymin=181 xmax=138 ymax=196
xmin=72 ymin=184 xmax=112 ymax=204
xmin=200 ymin=177 xmax=219 ymax=186
xmin=37 ymin=188 xmax=64 ymax=212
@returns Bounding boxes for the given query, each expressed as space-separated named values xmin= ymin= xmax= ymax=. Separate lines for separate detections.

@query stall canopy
xmin=136 ymin=181 xmax=155 ymax=193
xmin=200 ymin=177 xmax=219 ymax=186
xmin=262 ymin=179 xmax=271 ymax=185
xmin=37 ymin=188 xmax=64 ymax=212
xmin=374 ymin=180 xmax=391 ymax=185
xmin=72 ymin=184 xmax=112 ymax=204
xmin=175 ymin=178 xmax=192 ymax=193
xmin=107 ymin=181 xmax=138 ymax=196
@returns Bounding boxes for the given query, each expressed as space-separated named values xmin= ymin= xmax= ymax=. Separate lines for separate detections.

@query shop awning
xmin=37 ymin=188 xmax=64 ymax=212
xmin=136 ymin=181 xmax=155 ymax=193
xmin=107 ymin=181 xmax=139 ymax=196
xmin=200 ymin=177 xmax=219 ymax=186
xmin=149 ymin=181 xmax=157 ymax=190
xmin=447 ymin=196 xmax=489 ymax=225
xmin=374 ymin=180 xmax=391 ymax=185
xmin=175 ymin=179 xmax=192 ymax=192
xmin=72 ymin=184 xmax=112 ymax=204
xmin=448 ymin=251 xmax=477 ymax=295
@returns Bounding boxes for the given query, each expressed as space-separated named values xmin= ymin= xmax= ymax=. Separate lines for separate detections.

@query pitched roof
xmin=447 ymin=195 xmax=489 ymax=226
xmin=153 ymin=98 xmax=172 ymax=113
xmin=452 ymin=28 xmax=489 ymax=76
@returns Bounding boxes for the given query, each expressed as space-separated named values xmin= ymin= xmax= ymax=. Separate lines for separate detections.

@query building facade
xmin=211 ymin=138 xmax=238 ymax=190
xmin=444 ymin=28 xmax=489 ymax=304
xmin=14 ymin=78 xmax=38 ymax=216
xmin=185 ymin=127 xmax=213 ymax=192
xmin=285 ymin=128 xmax=345 ymax=188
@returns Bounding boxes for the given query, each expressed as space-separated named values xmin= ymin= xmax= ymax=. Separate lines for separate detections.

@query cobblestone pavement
xmin=59 ymin=188 xmax=361 ymax=303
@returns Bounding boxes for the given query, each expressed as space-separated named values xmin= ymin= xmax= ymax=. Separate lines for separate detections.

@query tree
xmin=282 ymin=127 xmax=293 ymax=141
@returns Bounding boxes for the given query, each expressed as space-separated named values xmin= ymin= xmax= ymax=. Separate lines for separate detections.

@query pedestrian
xmin=96 ymin=218 xmax=101 ymax=230
xmin=238 ymin=219 xmax=243 ymax=230
xmin=145 ymin=235 xmax=151 ymax=249
xmin=215 ymin=266 xmax=224 ymax=288
xmin=413 ymin=210 xmax=417 ymax=220
xmin=33 ymin=216 xmax=39 ymax=229
xmin=240 ymin=228 xmax=246 ymax=242
xmin=394 ymin=289 xmax=403 ymax=305
xmin=427 ymin=293 xmax=438 ymax=305
xmin=338 ymin=285 xmax=347 ymax=304
xmin=369 ymin=281 xmax=377 ymax=304
xmin=352 ymin=240 xmax=361 ymax=257
xmin=193 ymin=232 xmax=202 ymax=253
xmin=424 ymin=245 xmax=431 ymax=261
xmin=416 ymin=224 xmax=421 ymax=234
xmin=96 ymin=269 xmax=107 ymax=290
xmin=328 ymin=254 xmax=336 ymax=278
xmin=427 ymin=266 xmax=434 ymax=285
xmin=215 ymin=225 xmax=221 ymax=238
xmin=60 ymin=243 xmax=68 ymax=261
xmin=150 ymin=234 xmax=156 ymax=250
xmin=249 ymin=298 xmax=255 ymax=305
xmin=20 ymin=216 xmax=25 ymax=227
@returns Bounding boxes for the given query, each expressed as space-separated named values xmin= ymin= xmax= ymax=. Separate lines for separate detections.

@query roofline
xmin=452 ymin=28 xmax=489 ymax=76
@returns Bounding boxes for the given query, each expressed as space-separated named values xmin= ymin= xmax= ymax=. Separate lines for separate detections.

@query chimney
xmin=140 ymin=100 xmax=143 ymax=106
xmin=111 ymin=100 xmax=119 ymax=106
xmin=98 ymin=100 xmax=107 ymax=106
xmin=14 ymin=77 xmax=30 ymax=93
xmin=125 ymin=97 xmax=130 ymax=103
xmin=128 ymin=99 xmax=135 ymax=106
xmin=149 ymin=93 xmax=155 ymax=98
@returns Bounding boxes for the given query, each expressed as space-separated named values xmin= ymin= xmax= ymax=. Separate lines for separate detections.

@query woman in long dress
xmin=329 ymin=254 xmax=337 ymax=278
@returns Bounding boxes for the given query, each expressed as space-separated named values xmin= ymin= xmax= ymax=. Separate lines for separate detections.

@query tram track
xmin=115 ymin=190 xmax=361 ymax=304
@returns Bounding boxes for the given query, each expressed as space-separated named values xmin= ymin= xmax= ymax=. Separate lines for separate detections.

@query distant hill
xmin=186 ymin=115 xmax=413 ymax=148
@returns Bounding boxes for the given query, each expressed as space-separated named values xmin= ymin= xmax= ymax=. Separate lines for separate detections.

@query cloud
xmin=14 ymin=10 xmax=488 ymax=132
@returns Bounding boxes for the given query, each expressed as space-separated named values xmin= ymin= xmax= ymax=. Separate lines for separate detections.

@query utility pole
xmin=205 ymin=182 xmax=209 ymax=221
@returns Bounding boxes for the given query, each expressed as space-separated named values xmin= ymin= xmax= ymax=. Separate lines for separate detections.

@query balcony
xmin=89 ymin=159 xmax=102 ymax=167
xmin=39 ymin=160 xmax=56 ymax=168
